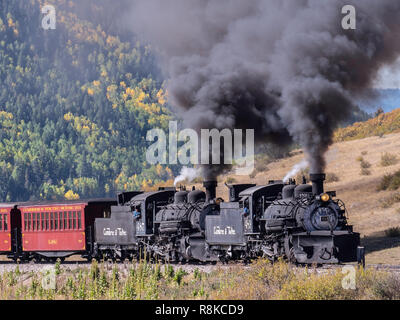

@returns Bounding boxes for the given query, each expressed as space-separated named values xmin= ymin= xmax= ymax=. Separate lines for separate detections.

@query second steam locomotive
xmin=0 ymin=173 xmax=362 ymax=265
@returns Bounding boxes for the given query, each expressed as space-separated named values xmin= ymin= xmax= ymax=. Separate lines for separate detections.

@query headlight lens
xmin=321 ymin=193 xmax=330 ymax=202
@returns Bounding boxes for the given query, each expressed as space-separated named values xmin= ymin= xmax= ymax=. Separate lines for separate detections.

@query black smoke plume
xmin=126 ymin=0 xmax=400 ymax=178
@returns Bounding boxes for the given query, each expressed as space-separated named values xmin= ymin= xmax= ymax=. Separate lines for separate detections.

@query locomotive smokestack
xmin=203 ymin=181 xmax=217 ymax=202
xmin=309 ymin=173 xmax=326 ymax=196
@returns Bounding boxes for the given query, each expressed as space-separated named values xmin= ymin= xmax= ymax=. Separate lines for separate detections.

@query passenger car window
xmin=64 ymin=212 xmax=68 ymax=229
xmin=77 ymin=211 xmax=81 ymax=229
xmin=59 ymin=212 xmax=63 ymax=229
xmin=54 ymin=212 xmax=58 ymax=230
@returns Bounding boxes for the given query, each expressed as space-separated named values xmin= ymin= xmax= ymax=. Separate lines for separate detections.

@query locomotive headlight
xmin=321 ymin=193 xmax=330 ymax=202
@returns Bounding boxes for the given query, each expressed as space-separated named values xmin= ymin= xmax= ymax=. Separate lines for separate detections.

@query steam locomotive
xmin=0 ymin=173 xmax=362 ymax=265
xmin=93 ymin=173 xmax=361 ymax=264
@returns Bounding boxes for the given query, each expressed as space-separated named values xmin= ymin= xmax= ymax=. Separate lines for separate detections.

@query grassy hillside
xmin=334 ymin=108 xmax=400 ymax=142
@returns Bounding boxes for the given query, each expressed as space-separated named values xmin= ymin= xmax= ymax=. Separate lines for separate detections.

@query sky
xmin=360 ymin=58 xmax=400 ymax=113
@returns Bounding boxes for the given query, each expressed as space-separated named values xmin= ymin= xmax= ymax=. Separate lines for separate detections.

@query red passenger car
xmin=16 ymin=199 xmax=116 ymax=261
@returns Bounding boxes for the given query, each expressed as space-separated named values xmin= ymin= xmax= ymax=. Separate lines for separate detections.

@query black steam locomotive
xmin=93 ymin=173 xmax=361 ymax=265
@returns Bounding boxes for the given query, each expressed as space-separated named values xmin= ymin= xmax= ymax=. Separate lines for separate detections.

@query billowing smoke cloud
xmin=127 ymin=0 xmax=400 ymax=178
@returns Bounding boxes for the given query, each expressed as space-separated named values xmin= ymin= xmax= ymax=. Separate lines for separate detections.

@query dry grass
xmin=379 ymin=193 xmax=400 ymax=209
xmin=0 ymin=259 xmax=394 ymax=300
xmin=326 ymin=173 xmax=340 ymax=183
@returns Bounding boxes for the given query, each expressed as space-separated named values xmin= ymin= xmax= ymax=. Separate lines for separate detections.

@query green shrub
xmin=385 ymin=227 xmax=400 ymax=238
xmin=326 ymin=173 xmax=339 ymax=183
xmin=377 ymin=171 xmax=400 ymax=191
xmin=372 ymin=274 xmax=400 ymax=299
xmin=380 ymin=153 xmax=398 ymax=167
xmin=360 ymin=160 xmax=371 ymax=169
xmin=295 ymin=168 xmax=310 ymax=184
xmin=173 ymin=268 xmax=187 ymax=286
xmin=255 ymin=161 xmax=269 ymax=173
xmin=361 ymin=168 xmax=371 ymax=176
xmin=225 ymin=177 xmax=237 ymax=184
xmin=380 ymin=193 xmax=400 ymax=208
xmin=249 ymin=171 xmax=256 ymax=179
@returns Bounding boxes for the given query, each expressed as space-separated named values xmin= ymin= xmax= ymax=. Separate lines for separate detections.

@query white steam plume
xmin=174 ymin=167 xmax=201 ymax=186
xmin=283 ymin=159 xmax=309 ymax=183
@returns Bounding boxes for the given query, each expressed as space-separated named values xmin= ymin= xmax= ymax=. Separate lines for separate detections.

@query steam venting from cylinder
xmin=203 ymin=181 xmax=217 ymax=203
xmin=310 ymin=173 xmax=326 ymax=196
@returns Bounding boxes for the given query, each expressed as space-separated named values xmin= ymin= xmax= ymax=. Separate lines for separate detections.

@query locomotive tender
xmin=0 ymin=173 xmax=361 ymax=264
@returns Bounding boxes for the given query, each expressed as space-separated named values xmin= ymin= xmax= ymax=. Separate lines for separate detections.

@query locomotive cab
xmin=238 ymin=183 xmax=284 ymax=234
xmin=205 ymin=182 xmax=285 ymax=262
xmin=130 ymin=190 xmax=176 ymax=236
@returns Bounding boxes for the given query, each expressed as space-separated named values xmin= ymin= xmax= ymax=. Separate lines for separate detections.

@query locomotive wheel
xmin=34 ymin=256 xmax=42 ymax=263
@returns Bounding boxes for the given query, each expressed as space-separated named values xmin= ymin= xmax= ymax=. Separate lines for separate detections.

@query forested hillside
xmin=334 ymin=108 xmax=400 ymax=142
xmin=0 ymin=0 xmax=174 ymax=201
